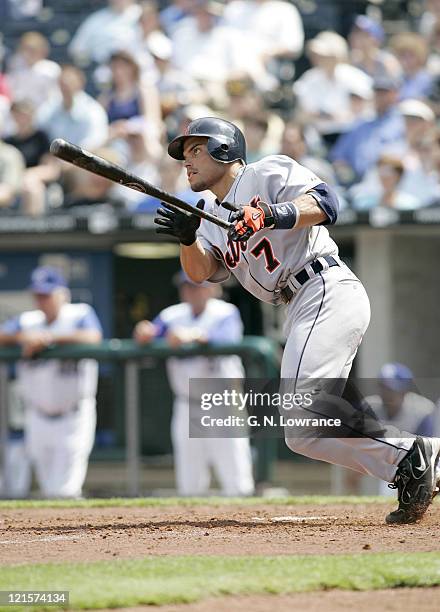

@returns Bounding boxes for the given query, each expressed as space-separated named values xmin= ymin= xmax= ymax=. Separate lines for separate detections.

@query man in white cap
xmin=398 ymin=99 xmax=440 ymax=206
xmin=351 ymin=98 xmax=439 ymax=206
xmin=294 ymin=31 xmax=372 ymax=146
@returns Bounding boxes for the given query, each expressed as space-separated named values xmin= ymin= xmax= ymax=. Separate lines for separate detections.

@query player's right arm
xmin=180 ymin=242 xmax=219 ymax=284
xmin=155 ymin=199 xmax=221 ymax=283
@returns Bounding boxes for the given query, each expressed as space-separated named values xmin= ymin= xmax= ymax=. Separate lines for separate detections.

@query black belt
xmin=280 ymin=256 xmax=339 ymax=304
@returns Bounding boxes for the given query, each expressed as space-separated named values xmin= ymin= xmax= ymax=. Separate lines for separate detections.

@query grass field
xmin=0 ymin=496 xmax=438 ymax=611
xmin=0 ymin=495 xmax=391 ymax=510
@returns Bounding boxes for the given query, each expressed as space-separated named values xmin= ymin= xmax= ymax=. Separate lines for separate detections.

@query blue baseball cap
xmin=353 ymin=15 xmax=385 ymax=43
xmin=30 ymin=266 xmax=68 ymax=294
xmin=379 ymin=362 xmax=413 ymax=392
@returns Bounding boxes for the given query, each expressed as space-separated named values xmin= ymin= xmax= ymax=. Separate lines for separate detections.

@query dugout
xmin=0 ymin=208 xmax=439 ymax=493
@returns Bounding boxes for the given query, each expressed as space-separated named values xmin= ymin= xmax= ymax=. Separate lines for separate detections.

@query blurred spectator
xmin=0 ymin=266 xmax=103 ymax=499
xmin=429 ymin=126 xmax=440 ymax=186
xmin=69 ymin=0 xmax=142 ymax=66
xmin=5 ymin=100 xmax=61 ymax=216
xmin=350 ymin=153 xmax=419 ymax=210
xmin=111 ymin=117 xmax=161 ymax=210
xmin=293 ymin=31 xmax=372 ymax=147
xmin=280 ymin=121 xmax=339 ymax=187
xmin=351 ymin=99 xmax=440 ymax=208
xmin=38 ymin=65 xmax=109 ymax=151
xmin=0 ymin=113 xmax=24 ymax=209
xmin=427 ymin=20 xmax=440 ymax=76
xmin=0 ymin=37 xmax=11 ymax=101
xmin=242 ymin=113 xmax=270 ymax=163
xmin=280 ymin=120 xmax=348 ymax=210
xmin=63 ymin=147 xmax=123 ymax=208
xmin=171 ymin=0 xmax=263 ymax=91
xmin=6 ymin=100 xmax=49 ymax=168
xmin=132 ymin=0 xmax=168 ymax=82
xmin=160 ymin=0 xmax=195 ymax=35
xmin=330 ymin=74 xmax=406 ymax=185
xmin=99 ymin=50 xmax=162 ymax=143
xmin=348 ymin=14 xmax=401 ymax=80
xmin=0 ymin=70 xmax=10 ymax=101
xmin=226 ymin=76 xmax=264 ymax=122
xmin=419 ymin=0 xmax=440 ymax=39
xmin=0 ymin=37 xmax=11 ymax=126
xmin=6 ymin=32 xmax=60 ymax=109
xmin=8 ymin=0 xmax=42 ymax=19
xmin=166 ymin=102 xmax=216 ymax=144
xmin=346 ymin=76 xmax=375 ymax=124
xmin=134 ymin=272 xmax=254 ymax=497
xmin=223 ymin=0 xmax=304 ymax=86
xmin=148 ymin=33 xmax=204 ymax=117
xmin=389 ymin=32 xmax=434 ymax=100
xmin=135 ymin=155 xmax=202 ymax=212
xmin=394 ymin=98 xmax=439 ymax=205
xmin=100 ymin=51 xmax=145 ymax=125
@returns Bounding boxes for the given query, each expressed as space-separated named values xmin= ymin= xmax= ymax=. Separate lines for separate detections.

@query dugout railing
xmin=0 ymin=337 xmax=281 ymax=497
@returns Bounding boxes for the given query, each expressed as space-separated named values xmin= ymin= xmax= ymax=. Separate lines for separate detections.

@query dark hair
xmin=110 ymin=50 xmax=141 ymax=81
xmin=10 ymin=99 xmax=35 ymax=115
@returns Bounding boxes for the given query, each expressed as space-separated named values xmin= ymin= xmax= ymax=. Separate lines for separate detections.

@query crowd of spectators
xmin=0 ymin=0 xmax=440 ymax=216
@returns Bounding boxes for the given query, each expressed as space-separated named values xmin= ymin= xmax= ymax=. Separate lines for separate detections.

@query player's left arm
xmin=229 ymin=182 xmax=338 ymax=242
xmin=286 ymin=183 xmax=338 ymax=229
xmin=229 ymin=157 xmax=339 ymax=241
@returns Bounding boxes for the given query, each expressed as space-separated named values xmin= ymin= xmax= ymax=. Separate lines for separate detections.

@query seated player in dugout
xmin=154 ymin=116 xmax=440 ymax=524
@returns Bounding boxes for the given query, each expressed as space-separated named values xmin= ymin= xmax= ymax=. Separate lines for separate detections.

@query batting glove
xmin=228 ymin=196 xmax=274 ymax=243
xmin=155 ymin=200 xmax=205 ymax=246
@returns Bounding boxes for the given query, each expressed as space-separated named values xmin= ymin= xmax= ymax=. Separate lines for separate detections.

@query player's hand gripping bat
xmin=49 ymin=139 xmax=234 ymax=231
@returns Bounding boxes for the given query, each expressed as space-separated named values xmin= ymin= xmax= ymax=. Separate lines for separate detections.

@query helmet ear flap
xmin=207 ymin=137 xmax=235 ymax=162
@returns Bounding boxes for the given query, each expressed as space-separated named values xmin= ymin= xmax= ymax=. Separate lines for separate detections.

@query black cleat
xmin=386 ymin=437 xmax=440 ymax=524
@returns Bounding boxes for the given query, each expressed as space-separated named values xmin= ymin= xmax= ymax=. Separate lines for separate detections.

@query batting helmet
xmin=168 ymin=117 xmax=247 ymax=164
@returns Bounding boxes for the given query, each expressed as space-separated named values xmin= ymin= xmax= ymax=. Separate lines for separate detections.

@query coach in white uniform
xmin=154 ymin=116 xmax=440 ymax=524
xmin=134 ymin=272 xmax=254 ymax=496
xmin=0 ymin=266 xmax=102 ymax=498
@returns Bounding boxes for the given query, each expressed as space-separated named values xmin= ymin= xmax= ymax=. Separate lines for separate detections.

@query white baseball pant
xmin=25 ymin=398 xmax=96 ymax=498
xmin=281 ymin=262 xmax=414 ymax=483
xmin=171 ymin=398 xmax=254 ymax=496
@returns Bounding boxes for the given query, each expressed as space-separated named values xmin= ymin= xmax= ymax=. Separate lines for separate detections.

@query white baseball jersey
xmin=2 ymin=303 xmax=102 ymax=416
xmin=153 ymin=298 xmax=244 ymax=399
xmin=154 ymin=297 xmax=253 ymax=496
xmin=196 ymin=155 xmax=339 ymax=303
xmin=192 ymin=154 xmax=418 ymax=485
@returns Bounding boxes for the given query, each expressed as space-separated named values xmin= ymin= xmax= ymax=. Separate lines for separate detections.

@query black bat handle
xmin=50 ymin=139 xmax=233 ymax=231
xmin=50 ymin=138 xmax=160 ymax=196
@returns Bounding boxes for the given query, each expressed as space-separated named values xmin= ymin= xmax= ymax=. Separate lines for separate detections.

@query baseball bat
xmin=49 ymin=139 xmax=234 ymax=230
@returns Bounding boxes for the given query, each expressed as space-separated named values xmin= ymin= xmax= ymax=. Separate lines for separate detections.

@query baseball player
xmin=134 ymin=271 xmax=254 ymax=496
xmin=0 ymin=266 xmax=102 ymax=498
xmin=154 ymin=116 xmax=440 ymax=524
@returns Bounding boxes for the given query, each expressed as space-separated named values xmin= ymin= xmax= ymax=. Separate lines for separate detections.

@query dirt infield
xmin=110 ymin=589 xmax=440 ymax=612
xmin=0 ymin=502 xmax=439 ymax=565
